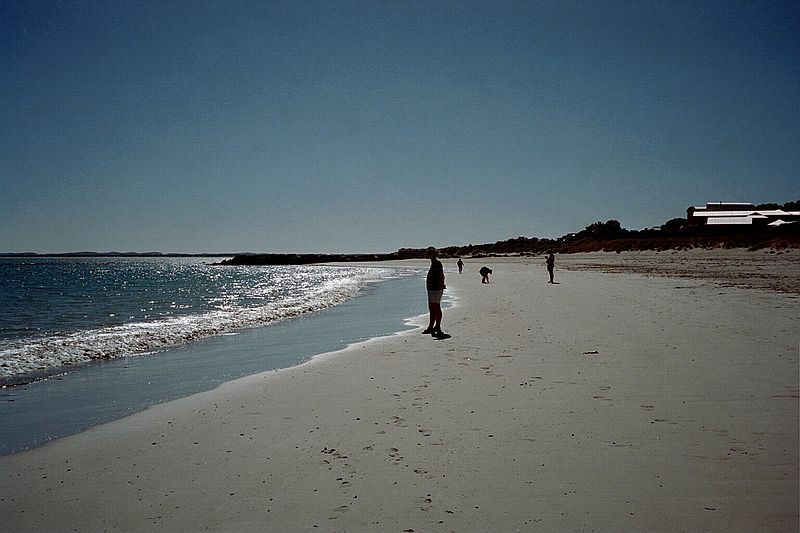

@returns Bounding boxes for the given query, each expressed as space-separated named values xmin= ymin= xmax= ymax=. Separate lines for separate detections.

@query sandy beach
xmin=1 ymin=252 xmax=797 ymax=532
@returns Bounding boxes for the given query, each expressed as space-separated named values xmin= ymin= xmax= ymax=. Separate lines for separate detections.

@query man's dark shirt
xmin=426 ymin=258 xmax=445 ymax=291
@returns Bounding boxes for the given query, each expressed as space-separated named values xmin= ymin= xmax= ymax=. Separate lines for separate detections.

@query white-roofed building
xmin=687 ymin=202 xmax=800 ymax=226
xmin=706 ymin=216 xmax=766 ymax=225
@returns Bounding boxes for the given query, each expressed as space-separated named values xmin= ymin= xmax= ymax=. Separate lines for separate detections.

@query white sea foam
xmin=0 ymin=265 xmax=407 ymax=380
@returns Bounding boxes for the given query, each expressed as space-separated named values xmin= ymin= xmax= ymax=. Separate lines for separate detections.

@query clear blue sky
xmin=2 ymin=1 xmax=798 ymax=253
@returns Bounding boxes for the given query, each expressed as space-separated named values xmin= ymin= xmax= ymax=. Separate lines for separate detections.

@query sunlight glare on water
xmin=0 ymin=258 xmax=416 ymax=381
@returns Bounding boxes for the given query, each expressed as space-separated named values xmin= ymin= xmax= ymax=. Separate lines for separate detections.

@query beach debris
xmin=582 ymin=350 xmax=599 ymax=355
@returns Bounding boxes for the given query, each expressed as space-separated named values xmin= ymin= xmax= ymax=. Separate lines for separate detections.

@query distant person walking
xmin=457 ymin=258 xmax=464 ymax=274
xmin=479 ymin=266 xmax=492 ymax=284
xmin=423 ymin=247 xmax=449 ymax=339
xmin=546 ymin=252 xmax=556 ymax=284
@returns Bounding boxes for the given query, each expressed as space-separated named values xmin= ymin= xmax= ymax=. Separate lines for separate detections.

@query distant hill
xmin=436 ymin=201 xmax=800 ymax=258
xmin=221 ymin=216 xmax=799 ymax=265
xmin=5 ymin=201 xmax=798 ymax=263
xmin=435 ymin=220 xmax=799 ymax=258
xmin=404 ymin=201 xmax=800 ymax=259
xmin=434 ymin=220 xmax=800 ymax=257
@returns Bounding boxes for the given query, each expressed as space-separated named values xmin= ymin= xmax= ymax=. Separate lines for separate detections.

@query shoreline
xmin=0 ymin=270 xmax=428 ymax=455
xmin=1 ymin=255 xmax=797 ymax=532
xmin=0 ymin=260 xmax=419 ymax=384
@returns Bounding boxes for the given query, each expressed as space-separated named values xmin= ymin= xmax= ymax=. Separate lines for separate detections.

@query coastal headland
xmin=1 ymin=251 xmax=797 ymax=532
xmin=221 ymin=212 xmax=800 ymax=265
xmin=5 ymin=204 xmax=798 ymax=264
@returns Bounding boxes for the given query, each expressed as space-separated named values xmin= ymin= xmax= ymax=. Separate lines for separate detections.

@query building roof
xmin=690 ymin=209 xmax=797 ymax=218
xmin=704 ymin=202 xmax=755 ymax=210
xmin=691 ymin=210 xmax=758 ymax=218
xmin=706 ymin=216 xmax=762 ymax=225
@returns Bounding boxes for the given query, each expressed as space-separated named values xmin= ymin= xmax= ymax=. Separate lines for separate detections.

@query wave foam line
xmin=0 ymin=269 xmax=399 ymax=380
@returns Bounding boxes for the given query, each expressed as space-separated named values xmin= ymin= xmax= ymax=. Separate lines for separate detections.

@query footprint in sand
xmin=419 ymin=493 xmax=434 ymax=511
xmin=388 ymin=447 xmax=404 ymax=463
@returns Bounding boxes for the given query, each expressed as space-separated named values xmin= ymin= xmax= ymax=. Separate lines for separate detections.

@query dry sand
xmin=560 ymin=248 xmax=800 ymax=294
xmin=1 ymin=253 xmax=798 ymax=532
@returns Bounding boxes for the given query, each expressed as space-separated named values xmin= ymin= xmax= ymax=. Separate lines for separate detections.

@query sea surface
xmin=0 ymin=257 xmax=420 ymax=381
xmin=0 ymin=257 xmax=426 ymax=454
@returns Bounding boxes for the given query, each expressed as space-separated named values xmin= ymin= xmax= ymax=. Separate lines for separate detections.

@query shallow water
xmin=0 ymin=273 xmax=425 ymax=455
xmin=0 ymin=257 xmax=407 ymax=379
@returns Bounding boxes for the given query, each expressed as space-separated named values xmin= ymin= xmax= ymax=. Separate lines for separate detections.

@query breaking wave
xmin=0 ymin=259 xmax=413 ymax=382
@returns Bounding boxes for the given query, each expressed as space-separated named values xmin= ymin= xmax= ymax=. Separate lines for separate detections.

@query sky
xmin=1 ymin=0 xmax=798 ymax=254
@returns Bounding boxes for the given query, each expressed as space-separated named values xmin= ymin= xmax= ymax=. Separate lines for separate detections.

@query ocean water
xmin=0 ymin=257 xmax=417 ymax=382
xmin=0 ymin=258 xmax=426 ymax=454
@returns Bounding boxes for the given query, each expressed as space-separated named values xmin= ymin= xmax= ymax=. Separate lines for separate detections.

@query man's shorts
xmin=427 ymin=289 xmax=444 ymax=304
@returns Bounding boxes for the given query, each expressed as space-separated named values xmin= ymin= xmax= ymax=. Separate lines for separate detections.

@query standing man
xmin=423 ymin=247 xmax=449 ymax=339
xmin=457 ymin=258 xmax=464 ymax=274
xmin=546 ymin=251 xmax=556 ymax=284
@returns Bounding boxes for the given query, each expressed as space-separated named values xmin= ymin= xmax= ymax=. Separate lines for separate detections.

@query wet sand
xmin=1 ymin=254 xmax=797 ymax=532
